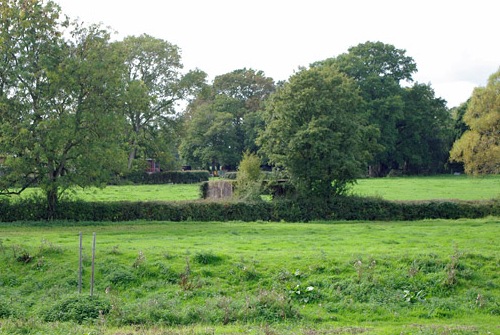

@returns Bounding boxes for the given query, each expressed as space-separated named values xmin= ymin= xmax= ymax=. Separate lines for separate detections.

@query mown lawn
xmin=0 ymin=218 xmax=498 ymax=334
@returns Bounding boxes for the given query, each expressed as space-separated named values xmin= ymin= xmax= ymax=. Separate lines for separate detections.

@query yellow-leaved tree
xmin=450 ymin=68 xmax=500 ymax=174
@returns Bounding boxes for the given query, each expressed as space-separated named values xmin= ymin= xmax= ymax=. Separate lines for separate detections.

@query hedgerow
xmin=112 ymin=170 xmax=210 ymax=185
xmin=0 ymin=196 xmax=498 ymax=222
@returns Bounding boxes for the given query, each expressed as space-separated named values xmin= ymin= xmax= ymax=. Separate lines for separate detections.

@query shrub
xmin=43 ymin=295 xmax=111 ymax=323
xmin=0 ymin=300 xmax=14 ymax=318
xmin=0 ymin=195 xmax=498 ymax=222
xmin=114 ymin=170 xmax=210 ymax=185
xmin=194 ymin=251 xmax=223 ymax=265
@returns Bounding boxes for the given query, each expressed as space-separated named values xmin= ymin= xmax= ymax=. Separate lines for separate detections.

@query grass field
xmin=11 ymin=174 xmax=500 ymax=203
xmin=351 ymin=175 xmax=500 ymax=201
xmin=1 ymin=218 xmax=499 ymax=334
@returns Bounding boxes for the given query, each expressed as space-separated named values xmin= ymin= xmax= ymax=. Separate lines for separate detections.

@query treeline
xmin=0 ymin=0 xmax=498 ymax=216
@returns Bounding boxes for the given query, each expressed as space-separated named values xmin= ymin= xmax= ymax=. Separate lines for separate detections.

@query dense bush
xmin=0 ymin=197 xmax=498 ymax=222
xmin=43 ymin=295 xmax=111 ymax=323
xmin=113 ymin=170 xmax=210 ymax=185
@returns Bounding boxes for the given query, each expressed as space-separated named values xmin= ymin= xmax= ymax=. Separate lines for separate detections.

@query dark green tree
xmin=317 ymin=41 xmax=417 ymax=176
xmin=258 ymin=64 xmax=378 ymax=199
xmin=397 ymin=83 xmax=453 ymax=174
xmin=0 ymin=0 xmax=126 ymax=217
xmin=180 ymin=68 xmax=275 ymax=170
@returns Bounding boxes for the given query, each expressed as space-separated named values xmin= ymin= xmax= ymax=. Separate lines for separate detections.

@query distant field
xmin=0 ymin=218 xmax=498 ymax=334
xmin=16 ymin=184 xmax=202 ymax=202
xmin=10 ymin=175 xmax=500 ymax=203
xmin=352 ymin=174 xmax=500 ymax=201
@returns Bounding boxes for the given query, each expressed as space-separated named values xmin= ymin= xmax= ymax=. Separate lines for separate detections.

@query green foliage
xmin=0 ymin=1 xmax=127 ymax=216
xmin=450 ymin=67 xmax=500 ymax=174
xmin=259 ymin=64 xmax=378 ymax=199
xmin=116 ymin=34 xmax=206 ymax=170
xmin=235 ymin=151 xmax=263 ymax=200
xmin=0 ymin=195 xmax=498 ymax=222
xmin=43 ymin=295 xmax=111 ymax=323
xmin=116 ymin=170 xmax=210 ymax=185
xmin=318 ymin=41 xmax=454 ymax=176
xmin=194 ymin=251 xmax=223 ymax=265
xmin=180 ymin=68 xmax=275 ymax=170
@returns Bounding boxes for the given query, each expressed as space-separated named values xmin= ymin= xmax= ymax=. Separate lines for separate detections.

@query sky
xmin=54 ymin=0 xmax=500 ymax=108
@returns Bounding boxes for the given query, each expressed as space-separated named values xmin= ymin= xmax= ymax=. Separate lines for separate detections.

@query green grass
xmin=352 ymin=174 xmax=500 ymax=201
xmin=15 ymin=183 xmax=202 ymax=202
xmin=1 ymin=218 xmax=499 ymax=334
xmin=9 ymin=175 xmax=499 ymax=204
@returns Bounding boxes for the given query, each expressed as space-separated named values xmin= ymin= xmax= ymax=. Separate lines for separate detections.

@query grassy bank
xmin=1 ymin=218 xmax=498 ymax=334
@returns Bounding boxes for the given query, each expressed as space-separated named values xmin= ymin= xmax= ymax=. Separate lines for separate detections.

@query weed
xmin=180 ymin=257 xmax=194 ymax=291
xmin=12 ymin=245 xmax=33 ymax=263
xmin=38 ymin=239 xmax=63 ymax=255
xmin=194 ymin=251 xmax=223 ymax=265
xmin=132 ymin=250 xmax=146 ymax=268
xmin=403 ymin=289 xmax=425 ymax=303
xmin=109 ymin=245 xmax=122 ymax=255
xmin=444 ymin=249 xmax=463 ymax=287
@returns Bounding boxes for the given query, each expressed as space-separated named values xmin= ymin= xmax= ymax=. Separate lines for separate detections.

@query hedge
xmin=0 ymin=196 xmax=498 ymax=222
xmin=113 ymin=171 xmax=210 ymax=185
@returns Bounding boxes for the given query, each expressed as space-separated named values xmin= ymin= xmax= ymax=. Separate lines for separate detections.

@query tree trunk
xmin=128 ymin=146 xmax=137 ymax=170
xmin=46 ymin=184 xmax=59 ymax=220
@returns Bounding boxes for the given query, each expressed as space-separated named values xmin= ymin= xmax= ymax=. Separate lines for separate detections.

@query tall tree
xmin=0 ymin=0 xmax=126 ymax=217
xmin=180 ymin=68 xmax=275 ymax=170
xmin=397 ymin=83 xmax=453 ymax=174
xmin=317 ymin=41 xmax=417 ymax=176
xmin=258 ymin=64 xmax=378 ymax=199
xmin=450 ymin=68 xmax=500 ymax=174
xmin=116 ymin=34 xmax=206 ymax=170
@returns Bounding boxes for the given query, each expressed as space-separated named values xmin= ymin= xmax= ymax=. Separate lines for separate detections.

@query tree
xmin=235 ymin=151 xmax=263 ymax=200
xmin=396 ymin=83 xmax=453 ymax=174
xmin=450 ymin=68 xmax=500 ymax=174
xmin=0 ymin=0 xmax=126 ymax=217
xmin=317 ymin=41 xmax=417 ymax=176
xmin=180 ymin=68 xmax=275 ymax=170
xmin=258 ymin=64 xmax=378 ymax=199
xmin=116 ymin=34 xmax=206 ymax=170
xmin=179 ymin=95 xmax=243 ymax=171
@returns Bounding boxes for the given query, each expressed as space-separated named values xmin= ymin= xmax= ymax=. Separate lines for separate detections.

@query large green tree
xmin=317 ymin=41 xmax=455 ymax=175
xmin=396 ymin=83 xmax=453 ymax=174
xmin=180 ymin=68 xmax=275 ymax=170
xmin=450 ymin=68 xmax=500 ymax=174
xmin=116 ymin=34 xmax=206 ymax=170
xmin=258 ymin=64 xmax=378 ymax=199
xmin=316 ymin=42 xmax=410 ymax=175
xmin=0 ymin=0 xmax=126 ymax=217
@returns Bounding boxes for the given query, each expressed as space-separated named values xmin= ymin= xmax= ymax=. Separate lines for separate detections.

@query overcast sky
xmin=54 ymin=0 xmax=499 ymax=108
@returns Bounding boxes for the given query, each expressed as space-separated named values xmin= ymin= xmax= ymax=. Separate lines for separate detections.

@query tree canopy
xmin=116 ymin=34 xmax=206 ymax=170
xmin=315 ymin=41 xmax=454 ymax=176
xmin=0 ymin=0 xmax=126 ymax=216
xmin=258 ymin=64 xmax=378 ymax=199
xmin=450 ymin=68 xmax=500 ymax=174
xmin=179 ymin=68 xmax=275 ymax=170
